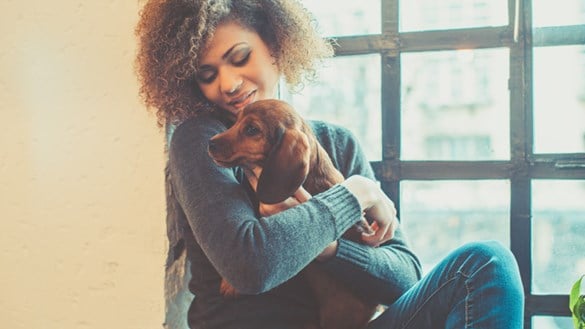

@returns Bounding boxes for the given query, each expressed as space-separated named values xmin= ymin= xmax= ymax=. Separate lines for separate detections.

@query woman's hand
xmin=341 ymin=175 xmax=399 ymax=247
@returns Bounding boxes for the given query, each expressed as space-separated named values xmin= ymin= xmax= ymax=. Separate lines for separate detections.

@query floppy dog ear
xmin=257 ymin=127 xmax=310 ymax=204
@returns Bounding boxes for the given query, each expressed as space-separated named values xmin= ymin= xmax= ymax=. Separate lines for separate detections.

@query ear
xmin=257 ymin=127 xmax=310 ymax=204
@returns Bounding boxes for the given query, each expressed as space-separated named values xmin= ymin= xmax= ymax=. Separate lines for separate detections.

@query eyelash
xmin=197 ymin=72 xmax=216 ymax=85
xmin=233 ymin=51 xmax=251 ymax=67
xmin=197 ymin=51 xmax=252 ymax=85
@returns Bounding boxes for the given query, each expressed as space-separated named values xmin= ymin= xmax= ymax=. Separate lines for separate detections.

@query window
xmin=401 ymin=180 xmax=510 ymax=272
xmin=533 ymin=45 xmax=585 ymax=154
xmin=281 ymin=54 xmax=382 ymax=161
xmin=424 ymin=135 xmax=493 ymax=161
xmin=283 ymin=1 xmax=585 ymax=327
xmin=399 ymin=0 xmax=508 ymax=32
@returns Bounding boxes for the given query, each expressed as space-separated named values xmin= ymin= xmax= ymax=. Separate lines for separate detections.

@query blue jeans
xmin=368 ymin=241 xmax=524 ymax=329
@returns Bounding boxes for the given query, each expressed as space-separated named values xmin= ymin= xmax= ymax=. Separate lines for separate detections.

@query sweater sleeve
xmin=167 ymin=116 xmax=364 ymax=295
xmin=312 ymin=122 xmax=423 ymax=305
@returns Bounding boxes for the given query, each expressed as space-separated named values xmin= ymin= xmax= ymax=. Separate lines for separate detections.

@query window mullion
xmin=379 ymin=0 xmax=401 ymax=207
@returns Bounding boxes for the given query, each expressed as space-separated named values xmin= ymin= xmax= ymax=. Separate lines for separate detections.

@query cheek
xmin=197 ymin=83 xmax=219 ymax=103
xmin=259 ymin=65 xmax=280 ymax=95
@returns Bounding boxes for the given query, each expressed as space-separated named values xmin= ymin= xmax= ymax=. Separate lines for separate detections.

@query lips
xmin=228 ymin=90 xmax=256 ymax=110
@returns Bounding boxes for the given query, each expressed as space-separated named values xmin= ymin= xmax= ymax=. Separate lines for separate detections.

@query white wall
xmin=0 ymin=1 xmax=167 ymax=328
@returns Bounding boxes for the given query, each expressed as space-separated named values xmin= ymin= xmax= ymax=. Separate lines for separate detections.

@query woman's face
xmin=196 ymin=21 xmax=281 ymax=116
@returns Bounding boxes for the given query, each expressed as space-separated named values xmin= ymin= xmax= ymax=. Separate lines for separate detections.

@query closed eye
xmin=196 ymin=67 xmax=217 ymax=84
xmin=232 ymin=50 xmax=251 ymax=67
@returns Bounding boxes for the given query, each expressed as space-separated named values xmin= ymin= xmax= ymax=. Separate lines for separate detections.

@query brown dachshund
xmin=208 ymin=99 xmax=378 ymax=329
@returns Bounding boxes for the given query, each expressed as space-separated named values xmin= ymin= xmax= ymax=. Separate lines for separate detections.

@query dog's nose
xmin=208 ymin=139 xmax=218 ymax=153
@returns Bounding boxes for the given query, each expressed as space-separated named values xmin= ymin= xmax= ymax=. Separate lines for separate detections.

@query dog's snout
xmin=208 ymin=137 xmax=230 ymax=158
xmin=208 ymin=139 xmax=218 ymax=153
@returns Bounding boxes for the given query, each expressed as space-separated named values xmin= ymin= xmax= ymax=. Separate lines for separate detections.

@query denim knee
xmin=457 ymin=240 xmax=524 ymax=292
xmin=461 ymin=240 xmax=516 ymax=267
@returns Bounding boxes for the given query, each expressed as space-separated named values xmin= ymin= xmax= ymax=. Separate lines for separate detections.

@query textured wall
xmin=0 ymin=1 xmax=167 ymax=328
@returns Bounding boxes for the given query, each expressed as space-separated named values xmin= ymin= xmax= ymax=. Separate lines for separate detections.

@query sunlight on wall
xmin=0 ymin=1 xmax=167 ymax=328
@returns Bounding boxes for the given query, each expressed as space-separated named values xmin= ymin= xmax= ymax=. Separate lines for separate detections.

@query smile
xmin=228 ymin=90 xmax=256 ymax=110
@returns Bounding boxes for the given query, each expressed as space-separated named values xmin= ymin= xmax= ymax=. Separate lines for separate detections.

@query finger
xmin=361 ymin=221 xmax=389 ymax=246
xmin=372 ymin=208 xmax=392 ymax=235
xmin=360 ymin=232 xmax=378 ymax=246
xmin=381 ymin=218 xmax=396 ymax=242
xmin=391 ymin=216 xmax=399 ymax=234
xmin=389 ymin=217 xmax=400 ymax=238
xmin=375 ymin=220 xmax=390 ymax=243
xmin=370 ymin=221 xmax=379 ymax=231
xmin=276 ymin=198 xmax=301 ymax=211
xmin=294 ymin=186 xmax=312 ymax=203
xmin=246 ymin=174 xmax=259 ymax=191
xmin=361 ymin=231 xmax=384 ymax=247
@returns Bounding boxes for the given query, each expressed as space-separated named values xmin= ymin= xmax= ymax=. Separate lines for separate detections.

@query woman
xmin=134 ymin=1 xmax=525 ymax=328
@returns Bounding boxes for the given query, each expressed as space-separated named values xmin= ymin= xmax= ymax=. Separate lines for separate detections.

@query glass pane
xmin=401 ymin=180 xmax=510 ymax=274
xmin=401 ymin=49 xmax=510 ymax=161
xmin=300 ymin=0 xmax=381 ymax=36
xmin=281 ymin=54 xmax=382 ymax=161
xmin=400 ymin=0 xmax=508 ymax=32
xmin=532 ymin=315 xmax=574 ymax=329
xmin=533 ymin=0 xmax=585 ymax=27
xmin=533 ymin=45 xmax=585 ymax=154
xmin=532 ymin=180 xmax=585 ymax=294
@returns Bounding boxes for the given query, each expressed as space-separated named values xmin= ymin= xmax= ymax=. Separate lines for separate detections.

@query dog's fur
xmin=208 ymin=99 xmax=378 ymax=329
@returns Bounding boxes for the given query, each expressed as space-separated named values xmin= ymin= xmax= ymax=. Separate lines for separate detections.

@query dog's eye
xmin=244 ymin=124 xmax=260 ymax=137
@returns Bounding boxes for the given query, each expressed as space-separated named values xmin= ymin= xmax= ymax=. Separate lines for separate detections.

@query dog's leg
xmin=302 ymin=264 xmax=377 ymax=329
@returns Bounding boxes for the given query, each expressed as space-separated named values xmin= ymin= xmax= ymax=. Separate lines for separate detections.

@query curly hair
xmin=135 ymin=0 xmax=334 ymax=127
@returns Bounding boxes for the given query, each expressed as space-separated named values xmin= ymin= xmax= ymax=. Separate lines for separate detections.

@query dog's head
xmin=208 ymin=99 xmax=311 ymax=204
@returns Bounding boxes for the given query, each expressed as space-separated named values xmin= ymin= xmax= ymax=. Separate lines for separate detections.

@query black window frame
xmin=329 ymin=0 xmax=585 ymax=327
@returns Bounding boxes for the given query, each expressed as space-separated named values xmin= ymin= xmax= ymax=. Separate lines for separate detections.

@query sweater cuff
xmin=333 ymin=238 xmax=371 ymax=269
xmin=313 ymin=184 xmax=362 ymax=238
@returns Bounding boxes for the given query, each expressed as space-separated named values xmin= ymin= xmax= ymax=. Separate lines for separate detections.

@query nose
xmin=219 ymin=69 xmax=243 ymax=96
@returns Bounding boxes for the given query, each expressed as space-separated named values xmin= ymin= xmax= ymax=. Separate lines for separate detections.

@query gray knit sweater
xmin=166 ymin=112 xmax=422 ymax=329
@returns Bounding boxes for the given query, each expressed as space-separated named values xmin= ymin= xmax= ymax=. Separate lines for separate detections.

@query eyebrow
xmin=222 ymin=42 xmax=248 ymax=60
